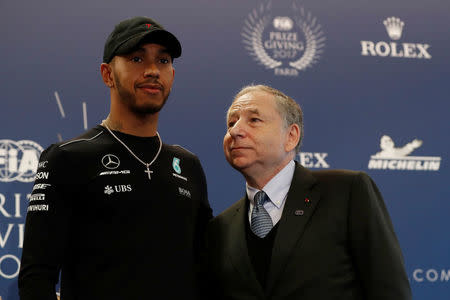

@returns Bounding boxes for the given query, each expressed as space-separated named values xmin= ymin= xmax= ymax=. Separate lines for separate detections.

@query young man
xmin=206 ymin=84 xmax=411 ymax=300
xmin=19 ymin=16 xmax=212 ymax=300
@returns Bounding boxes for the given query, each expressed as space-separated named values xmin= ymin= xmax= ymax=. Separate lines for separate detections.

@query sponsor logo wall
xmin=1 ymin=0 xmax=448 ymax=299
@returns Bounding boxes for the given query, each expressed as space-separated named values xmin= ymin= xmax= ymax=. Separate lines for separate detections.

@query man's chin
xmin=229 ymin=158 xmax=253 ymax=172
xmin=131 ymin=103 xmax=165 ymax=115
xmin=135 ymin=107 xmax=161 ymax=115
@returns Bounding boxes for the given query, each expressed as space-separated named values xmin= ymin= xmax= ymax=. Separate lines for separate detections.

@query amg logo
xmin=99 ymin=170 xmax=131 ymax=176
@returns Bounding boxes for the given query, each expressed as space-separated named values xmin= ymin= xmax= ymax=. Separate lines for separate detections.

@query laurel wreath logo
xmin=242 ymin=0 xmax=325 ymax=72
xmin=242 ymin=1 xmax=282 ymax=69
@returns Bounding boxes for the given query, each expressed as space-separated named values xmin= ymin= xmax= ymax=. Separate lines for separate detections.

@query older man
xmin=206 ymin=84 xmax=411 ymax=300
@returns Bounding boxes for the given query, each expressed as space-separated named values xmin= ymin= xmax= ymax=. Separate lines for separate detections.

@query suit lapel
xmin=227 ymin=197 xmax=265 ymax=296
xmin=266 ymin=163 xmax=321 ymax=294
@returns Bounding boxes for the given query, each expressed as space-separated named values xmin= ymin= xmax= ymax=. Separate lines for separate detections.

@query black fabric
xmin=19 ymin=125 xmax=212 ymax=300
xmin=103 ymin=16 xmax=181 ymax=63
xmin=205 ymin=163 xmax=412 ymax=300
xmin=246 ymin=216 xmax=279 ymax=288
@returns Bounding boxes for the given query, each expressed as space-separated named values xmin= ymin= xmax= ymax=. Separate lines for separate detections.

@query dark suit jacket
xmin=206 ymin=163 xmax=411 ymax=300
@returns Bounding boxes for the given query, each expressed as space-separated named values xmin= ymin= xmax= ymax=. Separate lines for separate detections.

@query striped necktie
xmin=251 ymin=191 xmax=273 ymax=238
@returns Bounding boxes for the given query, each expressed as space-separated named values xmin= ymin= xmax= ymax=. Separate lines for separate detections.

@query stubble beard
xmin=115 ymin=76 xmax=170 ymax=116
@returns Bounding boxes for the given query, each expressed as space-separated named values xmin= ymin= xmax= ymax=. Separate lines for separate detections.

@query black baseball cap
xmin=103 ymin=16 xmax=182 ymax=63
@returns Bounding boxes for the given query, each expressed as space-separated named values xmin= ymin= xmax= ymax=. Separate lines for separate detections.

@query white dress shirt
xmin=247 ymin=160 xmax=295 ymax=226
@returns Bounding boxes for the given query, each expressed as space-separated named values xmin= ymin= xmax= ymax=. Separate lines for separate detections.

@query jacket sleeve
xmin=18 ymin=145 xmax=72 ymax=300
xmin=348 ymin=172 xmax=412 ymax=300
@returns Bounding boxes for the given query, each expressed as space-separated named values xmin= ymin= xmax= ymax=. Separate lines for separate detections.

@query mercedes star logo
xmin=101 ymin=154 xmax=120 ymax=169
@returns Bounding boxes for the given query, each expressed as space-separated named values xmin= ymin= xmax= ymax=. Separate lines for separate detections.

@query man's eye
xmin=250 ymin=118 xmax=261 ymax=123
xmin=131 ymin=57 xmax=143 ymax=63
xmin=160 ymin=58 xmax=169 ymax=64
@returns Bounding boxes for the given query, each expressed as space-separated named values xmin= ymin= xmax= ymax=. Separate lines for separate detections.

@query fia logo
xmin=172 ymin=157 xmax=181 ymax=174
xmin=0 ymin=139 xmax=44 ymax=182
xmin=242 ymin=0 xmax=325 ymax=76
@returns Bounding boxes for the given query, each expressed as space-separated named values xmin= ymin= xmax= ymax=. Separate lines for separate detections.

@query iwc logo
xmin=361 ymin=17 xmax=431 ymax=59
xmin=0 ymin=139 xmax=44 ymax=182
xmin=242 ymin=0 xmax=325 ymax=76
xmin=368 ymin=135 xmax=441 ymax=171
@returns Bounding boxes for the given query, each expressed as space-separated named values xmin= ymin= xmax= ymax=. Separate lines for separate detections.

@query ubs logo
xmin=101 ymin=154 xmax=120 ymax=169
xmin=104 ymin=184 xmax=132 ymax=195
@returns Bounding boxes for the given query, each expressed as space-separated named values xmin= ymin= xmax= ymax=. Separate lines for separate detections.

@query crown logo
xmin=383 ymin=17 xmax=404 ymax=40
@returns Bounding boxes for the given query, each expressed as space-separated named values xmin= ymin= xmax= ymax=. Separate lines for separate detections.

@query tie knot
xmin=254 ymin=191 xmax=269 ymax=207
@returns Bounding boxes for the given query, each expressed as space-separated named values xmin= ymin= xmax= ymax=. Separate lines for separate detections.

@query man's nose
xmin=228 ymin=119 xmax=245 ymax=138
xmin=143 ymin=62 xmax=160 ymax=78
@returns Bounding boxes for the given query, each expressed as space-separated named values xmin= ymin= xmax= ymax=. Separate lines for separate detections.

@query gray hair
xmin=231 ymin=84 xmax=304 ymax=153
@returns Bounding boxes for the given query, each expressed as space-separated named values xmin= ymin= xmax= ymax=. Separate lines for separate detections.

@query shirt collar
xmin=247 ymin=160 xmax=295 ymax=208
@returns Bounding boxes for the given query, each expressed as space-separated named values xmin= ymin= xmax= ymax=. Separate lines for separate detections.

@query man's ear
xmin=100 ymin=63 xmax=114 ymax=88
xmin=285 ymin=123 xmax=300 ymax=153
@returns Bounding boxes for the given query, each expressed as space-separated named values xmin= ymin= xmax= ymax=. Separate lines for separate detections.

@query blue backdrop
xmin=1 ymin=0 xmax=449 ymax=299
